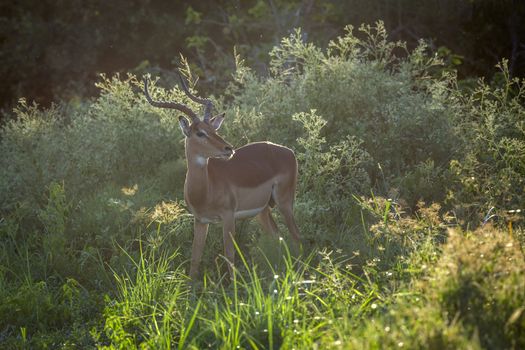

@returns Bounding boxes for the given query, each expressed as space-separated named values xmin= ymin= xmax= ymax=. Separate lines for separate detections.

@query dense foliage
xmin=0 ymin=23 xmax=524 ymax=348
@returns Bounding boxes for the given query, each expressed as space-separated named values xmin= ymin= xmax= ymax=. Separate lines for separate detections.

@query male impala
xmin=144 ymin=73 xmax=301 ymax=279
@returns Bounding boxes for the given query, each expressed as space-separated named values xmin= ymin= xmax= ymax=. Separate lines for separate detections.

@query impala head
xmin=144 ymin=71 xmax=234 ymax=161
xmin=178 ymin=114 xmax=234 ymax=161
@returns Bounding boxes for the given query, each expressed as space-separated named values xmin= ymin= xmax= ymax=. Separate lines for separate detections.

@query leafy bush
xmin=0 ymin=277 xmax=100 ymax=348
xmin=428 ymin=226 xmax=525 ymax=349
xmin=448 ymin=61 xmax=525 ymax=222
xmin=223 ymin=23 xmax=461 ymax=209
xmin=0 ymin=75 xmax=186 ymax=213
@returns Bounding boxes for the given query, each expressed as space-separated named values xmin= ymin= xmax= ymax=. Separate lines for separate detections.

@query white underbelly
xmin=196 ymin=206 xmax=265 ymax=223
xmin=198 ymin=216 xmax=221 ymax=224
xmin=234 ymin=206 xmax=265 ymax=219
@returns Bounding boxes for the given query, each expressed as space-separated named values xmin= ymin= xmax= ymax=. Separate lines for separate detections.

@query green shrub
xmin=448 ymin=61 xmax=525 ymax=221
xmin=0 ymin=75 xmax=185 ymax=213
xmin=428 ymin=226 xmax=525 ymax=349
xmin=38 ymin=182 xmax=71 ymax=275
xmin=223 ymin=22 xmax=461 ymax=208
xmin=0 ymin=278 xmax=100 ymax=348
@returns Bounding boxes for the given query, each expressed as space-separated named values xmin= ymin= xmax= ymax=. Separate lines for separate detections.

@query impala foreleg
xmin=189 ymin=220 xmax=209 ymax=279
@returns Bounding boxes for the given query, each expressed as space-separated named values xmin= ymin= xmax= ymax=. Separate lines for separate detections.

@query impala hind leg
xmin=277 ymin=204 xmax=301 ymax=243
xmin=273 ymin=184 xmax=301 ymax=243
xmin=189 ymin=221 xmax=209 ymax=279
xmin=257 ymin=206 xmax=279 ymax=238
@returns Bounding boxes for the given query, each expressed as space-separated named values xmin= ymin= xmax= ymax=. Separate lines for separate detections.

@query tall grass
xmin=98 ymin=219 xmax=524 ymax=349
xmin=100 ymin=237 xmax=387 ymax=349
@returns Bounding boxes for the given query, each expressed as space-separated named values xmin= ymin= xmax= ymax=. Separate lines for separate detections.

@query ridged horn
xmin=144 ymin=78 xmax=200 ymax=123
xmin=177 ymin=70 xmax=213 ymax=122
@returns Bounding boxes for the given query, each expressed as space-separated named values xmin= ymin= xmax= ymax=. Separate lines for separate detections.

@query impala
xmin=144 ymin=72 xmax=301 ymax=279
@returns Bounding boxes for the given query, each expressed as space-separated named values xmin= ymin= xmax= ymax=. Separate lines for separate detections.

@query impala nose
xmin=224 ymin=146 xmax=234 ymax=157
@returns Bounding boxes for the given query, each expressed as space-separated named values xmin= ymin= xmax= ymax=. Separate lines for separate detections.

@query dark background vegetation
xmin=1 ymin=0 xmax=524 ymax=115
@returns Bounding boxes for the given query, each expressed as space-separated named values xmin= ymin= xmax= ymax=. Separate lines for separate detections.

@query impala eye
xmin=196 ymin=131 xmax=206 ymax=137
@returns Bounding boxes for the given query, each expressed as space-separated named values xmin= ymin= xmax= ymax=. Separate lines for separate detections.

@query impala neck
xmin=185 ymin=142 xmax=209 ymax=206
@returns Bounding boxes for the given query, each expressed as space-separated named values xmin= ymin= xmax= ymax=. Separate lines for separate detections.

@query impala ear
xmin=209 ymin=112 xmax=225 ymax=130
xmin=178 ymin=116 xmax=191 ymax=137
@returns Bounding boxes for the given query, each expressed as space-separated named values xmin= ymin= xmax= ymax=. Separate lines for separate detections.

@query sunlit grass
xmin=99 ymin=235 xmax=410 ymax=349
xmin=92 ymin=215 xmax=525 ymax=349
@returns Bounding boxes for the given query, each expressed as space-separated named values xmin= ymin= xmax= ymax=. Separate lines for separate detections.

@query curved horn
xmin=177 ymin=71 xmax=213 ymax=122
xmin=144 ymin=78 xmax=199 ymax=123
